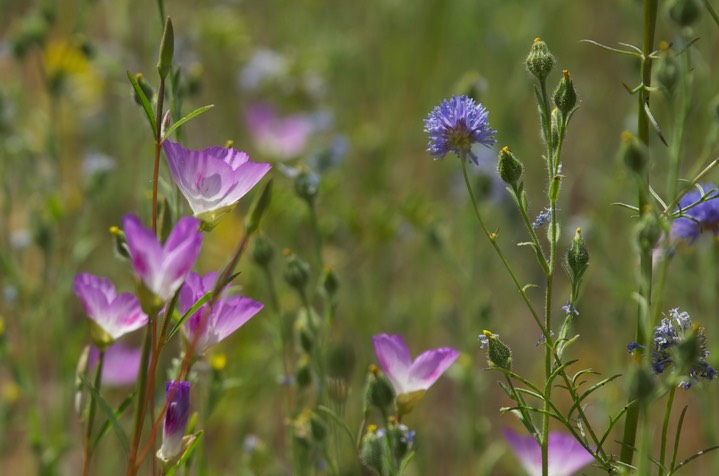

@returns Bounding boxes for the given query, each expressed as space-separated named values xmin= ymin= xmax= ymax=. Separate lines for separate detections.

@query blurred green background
xmin=2 ymin=0 xmax=719 ymax=474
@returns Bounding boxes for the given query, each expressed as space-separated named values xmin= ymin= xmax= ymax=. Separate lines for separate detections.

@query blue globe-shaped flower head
xmin=424 ymin=95 xmax=497 ymax=164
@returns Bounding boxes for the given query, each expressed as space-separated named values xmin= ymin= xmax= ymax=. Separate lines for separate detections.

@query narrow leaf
xmin=580 ymin=39 xmax=643 ymax=57
xmin=127 ymin=71 xmax=157 ymax=136
xmin=162 ymin=105 xmax=215 ymax=142
xmin=93 ymin=392 xmax=135 ymax=447
xmin=317 ymin=406 xmax=355 ymax=447
xmin=644 ymin=103 xmax=668 ymax=146
xmin=81 ymin=377 xmax=129 ymax=454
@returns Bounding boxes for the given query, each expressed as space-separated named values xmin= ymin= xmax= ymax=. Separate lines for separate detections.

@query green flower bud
xmin=667 ymin=0 xmax=701 ymax=27
xmin=526 ymin=38 xmax=555 ymax=81
xmin=636 ymin=211 xmax=662 ymax=253
xmin=359 ymin=426 xmax=385 ymax=475
xmin=549 ymin=175 xmax=561 ymax=202
xmin=284 ymin=250 xmax=310 ymax=291
xmin=326 ymin=341 xmax=356 ymax=380
xmin=480 ymin=330 xmax=512 ymax=371
xmin=157 ymin=17 xmax=174 ymax=80
xmin=365 ymin=365 xmax=395 ymax=413
xmin=497 ymin=146 xmax=523 ymax=187
xmin=567 ymin=228 xmax=589 ymax=282
xmin=244 ymin=179 xmax=273 ymax=235
xmin=619 ymin=131 xmax=648 ymax=174
xmin=549 ymin=108 xmax=560 ymax=151
xmin=309 ymin=413 xmax=327 ymax=442
xmin=296 ymin=357 xmax=312 ymax=389
xmin=294 ymin=169 xmax=319 ymax=203
xmin=250 ymin=234 xmax=275 ymax=267
xmin=553 ymin=70 xmax=577 ymax=117
xmin=132 ymin=73 xmax=155 ymax=106
xmin=319 ymin=266 xmax=340 ymax=298
xmin=655 ymin=42 xmax=679 ymax=95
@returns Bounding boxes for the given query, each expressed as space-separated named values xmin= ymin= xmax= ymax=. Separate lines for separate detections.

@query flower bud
xmin=549 ymin=108 xmax=560 ymax=151
xmin=250 ymin=234 xmax=275 ymax=267
xmin=294 ymin=169 xmax=320 ymax=203
xmin=526 ymin=38 xmax=555 ymax=81
xmin=309 ymin=413 xmax=327 ymax=442
xmin=319 ymin=266 xmax=339 ymax=298
xmin=365 ymin=365 xmax=395 ymax=413
xmin=667 ymin=0 xmax=701 ymax=27
xmin=479 ymin=330 xmax=512 ymax=371
xmin=359 ymin=426 xmax=385 ymax=474
xmin=296 ymin=357 xmax=312 ymax=389
xmin=619 ymin=131 xmax=647 ymax=174
xmin=326 ymin=341 xmax=356 ymax=380
xmin=655 ymin=42 xmax=679 ymax=95
xmin=157 ymin=17 xmax=174 ymax=80
xmin=157 ymin=381 xmax=191 ymax=463
xmin=245 ymin=179 xmax=273 ymax=235
xmin=636 ymin=211 xmax=662 ymax=253
xmin=283 ymin=250 xmax=310 ymax=291
xmin=387 ymin=421 xmax=416 ymax=461
xmin=553 ymin=70 xmax=577 ymax=117
xmin=497 ymin=146 xmax=523 ymax=187
xmin=132 ymin=73 xmax=155 ymax=105
xmin=110 ymin=225 xmax=130 ymax=261
xmin=567 ymin=228 xmax=589 ymax=282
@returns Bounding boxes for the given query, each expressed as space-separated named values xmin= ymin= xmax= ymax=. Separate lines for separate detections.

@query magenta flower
xmin=73 ymin=273 xmax=148 ymax=348
xmin=163 ymin=140 xmax=271 ymax=228
xmin=504 ymin=429 xmax=594 ymax=476
xmin=372 ymin=334 xmax=459 ymax=415
xmin=157 ymin=381 xmax=191 ymax=462
xmin=245 ymin=102 xmax=314 ymax=160
xmin=88 ymin=343 xmax=142 ymax=386
xmin=179 ymin=272 xmax=264 ymax=354
xmin=123 ymin=214 xmax=202 ymax=303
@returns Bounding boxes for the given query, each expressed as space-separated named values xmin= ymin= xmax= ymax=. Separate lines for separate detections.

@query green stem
xmin=308 ymin=200 xmax=324 ymax=269
xmin=620 ymin=0 xmax=658 ymax=469
xmin=127 ymin=321 xmax=154 ymax=476
xmin=659 ymin=386 xmax=676 ymax=475
xmin=152 ymin=78 xmax=166 ymax=236
xmin=460 ymin=160 xmax=546 ymax=336
xmin=82 ymin=349 xmax=105 ymax=476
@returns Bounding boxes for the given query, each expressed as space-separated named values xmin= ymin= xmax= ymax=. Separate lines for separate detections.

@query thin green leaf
xmin=612 ymin=202 xmax=640 ymax=212
xmin=127 ymin=71 xmax=157 ymax=136
xmin=671 ymin=405 xmax=688 ymax=471
xmin=317 ymin=406 xmax=356 ymax=447
xmin=617 ymin=42 xmax=644 ymax=55
xmin=649 ymin=186 xmax=668 ymax=209
xmin=580 ymin=39 xmax=643 ymax=57
xmin=644 ymin=103 xmax=668 ymax=146
xmin=162 ymin=105 xmax=215 ymax=142
xmin=398 ymin=451 xmax=415 ymax=475
xmin=702 ymin=0 xmax=719 ymax=28
xmin=80 ymin=377 xmax=129 ymax=454
xmin=93 ymin=392 xmax=135 ymax=448
xmin=674 ymin=446 xmax=719 ymax=473
xmin=599 ymin=401 xmax=635 ymax=447
xmin=166 ymin=431 xmax=205 ymax=476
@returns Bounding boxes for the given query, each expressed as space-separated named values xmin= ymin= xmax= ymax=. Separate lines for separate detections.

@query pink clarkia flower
xmin=372 ymin=333 xmax=459 ymax=415
xmin=123 ymin=214 xmax=202 ymax=303
xmin=179 ymin=272 xmax=264 ymax=354
xmin=245 ymin=102 xmax=314 ymax=160
xmin=504 ymin=429 xmax=594 ymax=476
xmin=163 ymin=140 xmax=271 ymax=228
xmin=88 ymin=343 xmax=142 ymax=386
xmin=157 ymin=381 xmax=191 ymax=463
xmin=73 ymin=273 xmax=148 ymax=348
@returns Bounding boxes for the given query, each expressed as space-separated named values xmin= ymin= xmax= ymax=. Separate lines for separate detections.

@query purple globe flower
xmin=504 ymin=429 xmax=594 ymax=476
xmin=423 ymin=95 xmax=497 ymax=164
xmin=671 ymin=184 xmax=719 ymax=243
xmin=372 ymin=333 xmax=459 ymax=415
xmin=123 ymin=214 xmax=203 ymax=303
xmin=73 ymin=273 xmax=148 ymax=348
xmin=163 ymin=140 xmax=271 ymax=229
xmin=179 ymin=272 xmax=264 ymax=354
xmin=157 ymin=381 xmax=191 ymax=462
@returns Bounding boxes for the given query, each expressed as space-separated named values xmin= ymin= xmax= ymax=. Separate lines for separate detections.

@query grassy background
xmin=2 ymin=0 xmax=719 ymax=474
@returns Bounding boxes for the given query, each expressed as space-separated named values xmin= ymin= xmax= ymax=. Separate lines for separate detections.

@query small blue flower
xmin=478 ymin=334 xmax=489 ymax=349
xmin=424 ymin=96 xmax=497 ymax=164
xmin=627 ymin=342 xmax=642 ymax=354
xmin=562 ymin=301 xmax=579 ymax=316
xmin=671 ymin=184 xmax=719 ymax=243
xmin=532 ymin=208 xmax=552 ymax=229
